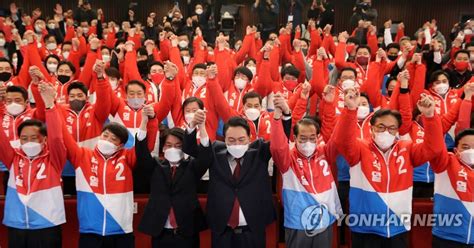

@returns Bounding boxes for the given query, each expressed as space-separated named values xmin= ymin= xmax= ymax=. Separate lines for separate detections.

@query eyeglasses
xmin=372 ymin=124 xmax=398 ymax=133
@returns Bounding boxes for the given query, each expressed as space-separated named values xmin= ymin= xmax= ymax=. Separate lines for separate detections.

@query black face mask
xmin=387 ymin=90 xmax=393 ymax=97
xmin=0 ymin=72 xmax=12 ymax=82
xmin=58 ymin=75 xmax=71 ymax=84
xmin=69 ymin=99 xmax=86 ymax=112
xmin=137 ymin=60 xmax=149 ymax=76
xmin=387 ymin=55 xmax=398 ymax=61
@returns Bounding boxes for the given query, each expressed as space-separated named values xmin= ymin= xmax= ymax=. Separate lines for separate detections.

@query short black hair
xmin=454 ymin=49 xmax=470 ymax=59
xmin=0 ymin=57 xmax=14 ymax=70
xmin=356 ymin=44 xmax=371 ymax=55
xmin=244 ymin=58 xmax=256 ymax=67
xmin=45 ymin=54 xmax=60 ymax=64
xmin=293 ymin=118 xmax=320 ymax=136
xmin=234 ymin=66 xmax=253 ymax=81
xmin=102 ymin=122 xmax=129 ymax=145
xmin=126 ymin=80 xmax=146 ymax=92
xmin=386 ymin=43 xmax=400 ymax=51
xmin=58 ymin=61 xmax=76 ymax=74
xmin=280 ymin=65 xmax=300 ymax=79
xmin=455 ymin=128 xmax=474 ymax=147
xmin=160 ymin=127 xmax=185 ymax=152
xmin=347 ymin=37 xmax=361 ymax=46
xmin=370 ymin=109 xmax=402 ymax=128
xmin=242 ymin=91 xmax=262 ymax=105
xmin=149 ymin=61 xmax=164 ymax=71
xmin=429 ymin=70 xmax=449 ymax=84
xmin=338 ymin=67 xmax=357 ymax=79
xmin=6 ymin=85 xmax=28 ymax=101
xmin=105 ymin=67 xmax=121 ymax=79
xmin=385 ymin=76 xmax=397 ymax=90
xmin=137 ymin=47 xmax=148 ymax=57
xmin=359 ymin=92 xmax=370 ymax=103
xmin=67 ymin=82 xmax=88 ymax=95
xmin=18 ymin=119 xmax=47 ymax=137
xmin=192 ymin=63 xmax=207 ymax=72
xmin=182 ymin=97 xmax=204 ymax=114
xmin=223 ymin=117 xmax=250 ymax=137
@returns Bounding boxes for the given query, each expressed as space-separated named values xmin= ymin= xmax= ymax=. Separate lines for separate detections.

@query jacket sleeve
xmin=0 ymin=116 xmax=16 ymax=170
xmin=455 ymin=99 xmax=472 ymax=135
xmin=334 ymin=42 xmax=352 ymax=70
xmin=440 ymin=100 xmax=461 ymax=134
xmin=93 ymin=77 xmax=112 ymax=123
xmin=333 ymin=109 xmax=362 ymax=166
xmin=152 ymin=77 xmax=176 ymax=122
xmin=270 ymin=118 xmax=291 ymax=173
xmin=61 ymin=113 xmax=85 ymax=168
xmin=78 ymin=50 xmax=99 ymax=89
xmin=361 ymin=62 xmax=383 ymax=108
xmin=45 ymin=105 xmax=68 ymax=173
xmin=206 ymin=77 xmax=238 ymax=123
xmin=320 ymin=99 xmax=337 ymax=143
xmin=191 ymin=136 xmax=213 ymax=180
xmin=397 ymin=91 xmax=413 ymax=136
xmin=234 ymin=33 xmax=255 ymax=65
xmin=134 ymin=133 xmax=158 ymax=183
xmin=410 ymin=114 xmax=445 ymax=167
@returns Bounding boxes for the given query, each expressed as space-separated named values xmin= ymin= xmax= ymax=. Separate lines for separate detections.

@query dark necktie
xmin=228 ymin=159 xmax=241 ymax=228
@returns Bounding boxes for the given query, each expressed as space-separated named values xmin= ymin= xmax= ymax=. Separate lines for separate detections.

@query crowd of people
xmin=0 ymin=0 xmax=474 ymax=247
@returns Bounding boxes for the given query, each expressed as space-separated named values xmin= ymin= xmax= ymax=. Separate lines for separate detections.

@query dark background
xmin=1 ymin=0 xmax=473 ymax=39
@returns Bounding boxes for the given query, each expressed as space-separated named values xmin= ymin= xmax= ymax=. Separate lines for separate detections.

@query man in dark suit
xmin=183 ymin=62 xmax=298 ymax=246
xmin=134 ymin=95 xmax=210 ymax=247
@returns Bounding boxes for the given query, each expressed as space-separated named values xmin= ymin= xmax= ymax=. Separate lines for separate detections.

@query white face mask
xmin=62 ymin=51 xmax=70 ymax=59
xmin=35 ymin=25 xmax=42 ymax=33
xmin=109 ymin=79 xmax=119 ymax=90
xmin=46 ymin=43 xmax=57 ymax=51
xmin=247 ymin=66 xmax=256 ymax=76
xmin=48 ymin=23 xmax=56 ymax=30
xmin=178 ymin=40 xmax=189 ymax=48
xmin=460 ymin=149 xmax=474 ymax=166
xmin=234 ymin=78 xmax=247 ymax=90
xmin=464 ymin=29 xmax=473 ymax=35
xmin=83 ymin=27 xmax=90 ymax=34
xmin=357 ymin=106 xmax=370 ymax=120
xmin=182 ymin=55 xmax=191 ymax=65
xmin=0 ymin=39 xmax=5 ymax=47
xmin=341 ymin=79 xmax=356 ymax=90
xmin=192 ymin=76 xmax=206 ymax=88
xmin=195 ymin=8 xmax=203 ymax=15
xmin=97 ymin=139 xmax=119 ymax=156
xmin=6 ymin=102 xmax=26 ymax=116
xmin=297 ymin=141 xmax=316 ymax=157
xmin=185 ymin=112 xmax=195 ymax=124
xmin=373 ymin=131 xmax=397 ymax=150
xmin=434 ymin=83 xmax=449 ymax=95
xmin=244 ymin=108 xmax=260 ymax=121
xmin=21 ymin=142 xmax=42 ymax=158
xmin=164 ymin=147 xmax=184 ymax=163
xmin=227 ymin=144 xmax=249 ymax=159
xmin=47 ymin=63 xmax=58 ymax=73
xmin=127 ymin=97 xmax=145 ymax=110
xmin=12 ymin=58 xmax=18 ymax=67
xmin=102 ymin=54 xmax=111 ymax=63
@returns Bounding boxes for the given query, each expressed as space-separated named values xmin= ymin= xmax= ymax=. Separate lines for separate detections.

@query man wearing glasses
xmin=333 ymin=87 xmax=445 ymax=248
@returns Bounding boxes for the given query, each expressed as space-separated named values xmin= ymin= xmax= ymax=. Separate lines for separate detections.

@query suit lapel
xmin=171 ymin=162 xmax=186 ymax=187
xmin=160 ymin=161 xmax=172 ymax=187
xmin=238 ymin=148 xmax=257 ymax=183
xmin=216 ymin=149 xmax=234 ymax=185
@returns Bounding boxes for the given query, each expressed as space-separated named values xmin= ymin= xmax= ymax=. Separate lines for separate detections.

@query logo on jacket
xmin=301 ymin=204 xmax=331 ymax=237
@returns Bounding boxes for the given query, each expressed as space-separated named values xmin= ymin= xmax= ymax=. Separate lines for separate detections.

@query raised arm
xmin=91 ymin=61 xmax=112 ymax=123
xmin=333 ymin=88 xmax=362 ymax=166
xmin=410 ymin=94 xmax=445 ymax=166
xmin=455 ymin=83 xmax=473 ymax=134
xmin=0 ymin=85 xmax=15 ymax=168
xmin=152 ymin=61 xmax=177 ymax=122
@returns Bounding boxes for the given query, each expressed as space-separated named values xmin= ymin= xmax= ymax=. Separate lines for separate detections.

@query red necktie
xmin=228 ymin=159 xmax=241 ymax=228
xmin=169 ymin=165 xmax=178 ymax=228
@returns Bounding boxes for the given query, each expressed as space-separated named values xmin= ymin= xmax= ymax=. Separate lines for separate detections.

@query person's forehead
xmin=165 ymin=135 xmax=182 ymax=144
xmin=193 ymin=68 xmax=206 ymax=73
xmin=69 ymin=89 xmax=85 ymax=95
xmin=341 ymin=70 xmax=355 ymax=77
xmin=21 ymin=126 xmax=40 ymax=135
xmin=297 ymin=125 xmax=317 ymax=136
xmin=0 ymin=61 xmax=12 ymax=68
xmin=357 ymin=48 xmax=370 ymax=54
xmin=151 ymin=64 xmax=163 ymax=70
xmin=245 ymin=97 xmax=260 ymax=104
xmin=6 ymin=92 xmax=24 ymax=99
xmin=185 ymin=101 xmax=199 ymax=109
xmin=127 ymin=84 xmax=144 ymax=92
xmin=225 ymin=126 xmax=248 ymax=138
xmin=374 ymin=115 xmax=398 ymax=126
xmin=459 ymin=135 xmax=474 ymax=146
